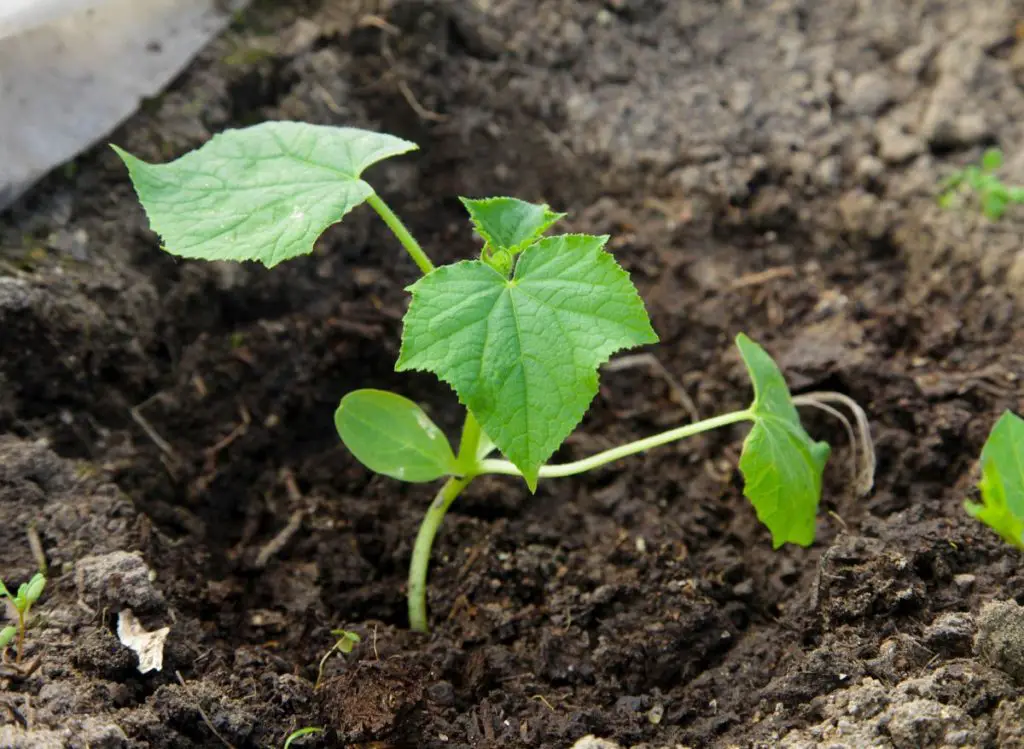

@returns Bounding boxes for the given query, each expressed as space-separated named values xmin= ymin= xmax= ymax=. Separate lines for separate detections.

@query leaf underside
xmin=114 ymin=122 xmax=417 ymax=267
xmin=967 ymin=411 xmax=1024 ymax=549
xmin=335 ymin=389 xmax=458 ymax=483
xmin=397 ymin=234 xmax=658 ymax=489
xmin=736 ymin=334 xmax=830 ymax=548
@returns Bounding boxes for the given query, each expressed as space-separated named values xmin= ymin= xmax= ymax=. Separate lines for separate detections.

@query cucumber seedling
xmin=0 ymin=572 xmax=45 ymax=665
xmin=939 ymin=148 xmax=1024 ymax=220
xmin=967 ymin=411 xmax=1024 ymax=548
xmin=116 ymin=122 xmax=872 ymax=632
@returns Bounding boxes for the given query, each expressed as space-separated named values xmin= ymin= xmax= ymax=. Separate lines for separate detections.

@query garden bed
xmin=2 ymin=1 xmax=1024 ymax=747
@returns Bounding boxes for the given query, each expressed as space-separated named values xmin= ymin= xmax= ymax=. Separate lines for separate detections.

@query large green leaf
xmin=114 ymin=122 xmax=417 ymax=267
xmin=335 ymin=389 xmax=458 ymax=483
xmin=736 ymin=334 xmax=830 ymax=548
xmin=966 ymin=411 xmax=1024 ymax=548
xmin=460 ymin=197 xmax=564 ymax=254
xmin=397 ymin=234 xmax=657 ymax=489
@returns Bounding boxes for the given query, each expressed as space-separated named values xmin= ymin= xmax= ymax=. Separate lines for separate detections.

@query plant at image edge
xmin=0 ymin=572 xmax=45 ymax=664
xmin=939 ymin=148 xmax=1024 ymax=220
xmin=116 ymin=122 xmax=872 ymax=633
xmin=967 ymin=411 xmax=1024 ymax=548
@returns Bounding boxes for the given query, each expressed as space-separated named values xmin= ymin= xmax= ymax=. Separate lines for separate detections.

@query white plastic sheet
xmin=0 ymin=0 xmax=248 ymax=209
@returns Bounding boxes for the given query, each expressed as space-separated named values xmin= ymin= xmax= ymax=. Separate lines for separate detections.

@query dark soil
xmin=3 ymin=1 xmax=1024 ymax=747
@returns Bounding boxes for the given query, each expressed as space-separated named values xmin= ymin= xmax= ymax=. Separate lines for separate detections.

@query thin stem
xmin=408 ymin=476 xmax=473 ymax=633
xmin=15 ymin=611 xmax=24 ymax=665
xmin=366 ymin=194 xmax=436 ymax=276
xmin=478 ymin=409 xmax=754 ymax=479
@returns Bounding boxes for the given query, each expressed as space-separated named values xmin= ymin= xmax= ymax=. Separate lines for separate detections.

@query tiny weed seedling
xmin=967 ymin=411 xmax=1024 ymax=548
xmin=116 ymin=122 xmax=872 ymax=632
xmin=0 ymin=572 xmax=45 ymax=665
xmin=939 ymin=148 xmax=1024 ymax=220
xmin=315 ymin=628 xmax=361 ymax=689
xmin=284 ymin=726 xmax=324 ymax=749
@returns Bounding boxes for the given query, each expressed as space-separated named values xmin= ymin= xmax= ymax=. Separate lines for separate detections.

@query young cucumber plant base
xmin=117 ymin=121 xmax=859 ymax=633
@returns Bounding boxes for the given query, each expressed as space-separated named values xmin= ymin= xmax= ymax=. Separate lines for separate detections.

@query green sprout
xmin=115 ymin=122 xmax=872 ymax=633
xmin=0 ymin=572 xmax=46 ymax=664
xmin=314 ymin=629 xmax=361 ymax=689
xmin=283 ymin=726 xmax=324 ymax=749
xmin=939 ymin=148 xmax=1024 ymax=220
xmin=967 ymin=411 xmax=1024 ymax=548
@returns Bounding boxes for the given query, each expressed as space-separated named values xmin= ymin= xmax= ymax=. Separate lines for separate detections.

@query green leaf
xmin=335 ymin=389 xmax=458 ymax=483
xmin=114 ymin=122 xmax=417 ymax=267
xmin=397 ymin=234 xmax=658 ymax=489
xmin=982 ymin=148 xmax=1004 ymax=172
xmin=460 ymin=197 xmax=565 ymax=254
xmin=966 ymin=411 xmax=1024 ymax=549
xmin=25 ymin=573 xmax=45 ymax=605
xmin=0 ymin=626 xmax=15 ymax=649
xmin=736 ymin=334 xmax=831 ymax=548
xmin=982 ymin=191 xmax=1008 ymax=220
xmin=284 ymin=727 xmax=324 ymax=749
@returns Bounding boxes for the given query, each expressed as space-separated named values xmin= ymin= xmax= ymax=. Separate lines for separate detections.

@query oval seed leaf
xmin=966 ymin=411 xmax=1024 ymax=549
xmin=736 ymin=334 xmax=831 ymax=548
xmin=284 ymin=727 xmax=324 ymax=749
xmin=460 ymin=196 xmax=565 ymax=254
xmin=335 ymin=389 xmax=458 ymax=483
xmin=397 ymin=234 xmax=658 ymax=489
xmin=0 ymin=626 xmax=15 ymax=649
xmin=25 ymin=573 xmax=45 ymax=604
xmin=981 ymin=148 xmax=1004 ymax=172
xmin=114 ymin=122 xmax=417 ymax=267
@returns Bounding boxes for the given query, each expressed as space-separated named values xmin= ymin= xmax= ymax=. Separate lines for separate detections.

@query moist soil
xmin=3 ymin=1 xmax=1024 ymax=747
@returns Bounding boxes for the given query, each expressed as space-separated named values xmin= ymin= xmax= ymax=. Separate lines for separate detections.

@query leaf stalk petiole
xmin=477 ymin=408 xmax=755 ymax=479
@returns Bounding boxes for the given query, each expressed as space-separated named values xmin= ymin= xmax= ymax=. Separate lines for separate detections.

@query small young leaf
xmin=982 ymin=191 xmax=1008 ymax=220
xmin=397 ymin=234 xmax=658 ymax=489
xmin=25 ymin=573 xmax=45 ymax=605
xmin=736 ymin=334 xmax=831 ymax=548
xmin=982 ymin=148 xmax=1004 ymax=172
xmin=114 ymin=122 xmax=417 ymax=267
xmin=0 ymin=625 xmax=15 ymax=649
xmin=15 ymin=583 xmax=28 ymax=609
xmin=335 ymin=389 xmax=458 ymax=483
xmin=284 ymin=727 xmax=324 ymax=749
xmin=966 ymin=411 xmax=1024 ymax=549
xmin=460 ymin=197 xmax=565 ymax=254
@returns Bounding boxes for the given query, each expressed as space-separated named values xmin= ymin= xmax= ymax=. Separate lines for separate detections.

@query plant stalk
xmin=15 ymin=611 xmax=24 ymax=665
xmin=366 ymin=194 xmax=436 ymax=275
xmin=478 ymin=408 xmax=755 ymax=479
xmin=408 ymin=475 xmax=473 ymax=632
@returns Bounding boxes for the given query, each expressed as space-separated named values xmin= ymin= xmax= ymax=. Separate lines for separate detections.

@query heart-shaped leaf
xmin=736 ymin=334 xmax=830 ymax=548
xmin=114 ymin=122 xmax=416 ymax=267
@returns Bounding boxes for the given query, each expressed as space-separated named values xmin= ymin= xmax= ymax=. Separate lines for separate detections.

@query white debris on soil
xmin=116 ymin=608 xmax=170 ymax=674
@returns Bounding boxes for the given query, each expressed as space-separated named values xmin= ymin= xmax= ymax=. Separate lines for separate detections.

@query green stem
xmin=366 ymin=194 xmax=436 ymax=275
xmin=408 ymin=476 xmax=472 ymax=632
xmin=15 ymin=610 xmax=24 ymax=665
xmin=478 ymin=409 xmax=754 ymax=479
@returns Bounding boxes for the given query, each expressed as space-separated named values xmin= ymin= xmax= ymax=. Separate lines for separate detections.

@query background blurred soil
xmin=2 ymin=1 xmax=1024 ymax=747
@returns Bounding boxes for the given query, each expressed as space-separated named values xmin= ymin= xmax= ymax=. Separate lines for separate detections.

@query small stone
xmin=426 ymin=681 xmax=455 ymax=707
xmin=975 ymin=600 xmax=1024 ymax=684
xmin=953 ymin=573 xmax=976 ymax=590
xmin=570 ymin=736 xmax=621 ymax=749
xmin=875 ymin=122 xmax=922 ymax=164
xmin=845 ymin=72 xmax=892 ymax=116
xmin=855 ymin=155 xmax=885 ymax=181
xmin=75 ymin=551 xmax=165 ymax=612
xmin=885 ymin=698 xmax=968 ymax=748
xmin=923 ymin=612 xmax=975 ymax=655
